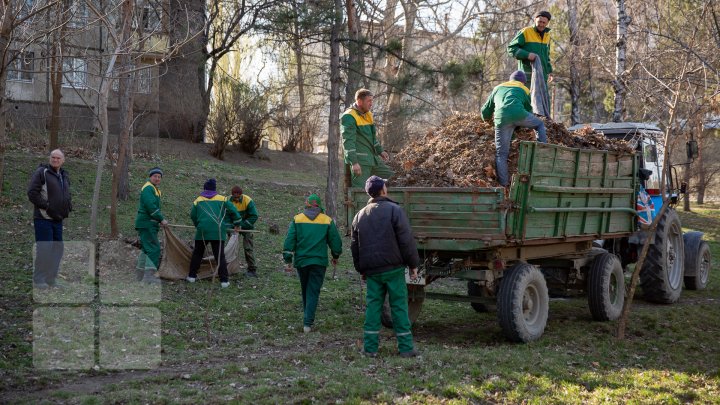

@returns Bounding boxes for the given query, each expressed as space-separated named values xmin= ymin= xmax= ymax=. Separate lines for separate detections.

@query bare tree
xmin=611 ymin=0 xmax=630 ymax=122
xmin=0 ymin=0 xmax=62 ymax=190
xmin=326 ymin=0 xmax=342 ymax=219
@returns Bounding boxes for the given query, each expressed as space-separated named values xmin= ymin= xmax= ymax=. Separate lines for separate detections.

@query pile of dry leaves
xmin=389 ymin=113 xmax=633 ymax=187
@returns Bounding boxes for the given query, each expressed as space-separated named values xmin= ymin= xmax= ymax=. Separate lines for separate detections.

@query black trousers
xmin=188 ymin=240 xmax=228 ymax=282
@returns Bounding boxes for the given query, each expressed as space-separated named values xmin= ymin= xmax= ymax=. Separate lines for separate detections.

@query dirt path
xmin=0 ymin=338 xmax=349 ymax=402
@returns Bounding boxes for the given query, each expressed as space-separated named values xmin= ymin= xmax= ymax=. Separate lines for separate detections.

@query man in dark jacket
xmin=27 ymin=149 xmax=72 ymax=289
xmin=351 ymin=176 xmax=420 ymax=358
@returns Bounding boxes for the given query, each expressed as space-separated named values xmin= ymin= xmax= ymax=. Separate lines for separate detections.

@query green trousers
xmin=297 ymin=265 xmax=326 ymax=327
xmin=136 ymin=226 xmax=160 ymax=270
xmin=351 ymin=161 xmax=395 ymax=188
xmin=363 ymin=267 xmax=414 ymax=354
xmin=242 ymin=232 xmax=257 ymax=272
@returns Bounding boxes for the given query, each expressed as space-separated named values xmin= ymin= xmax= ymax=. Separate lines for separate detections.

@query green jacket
xmin=190 ymin=194 xmax=241 ymax=241
xmin=135 ymin=181 xmax=164 ymax=229
xmin=225 ymin=194 xmax=259 ymax=230
xmin=341 ymin=105 xmax=384 ymax=166
xmin=283 ymin=208 xmax=342 ymax=268
xmin=507 ymin=25 xmax=552 ymax=80
xmin=481 ymin=80 xmax=532 ymax=127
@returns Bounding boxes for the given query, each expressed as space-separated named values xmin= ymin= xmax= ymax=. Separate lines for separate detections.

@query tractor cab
xmin=568 ymin=122 xmax=698 ymax=219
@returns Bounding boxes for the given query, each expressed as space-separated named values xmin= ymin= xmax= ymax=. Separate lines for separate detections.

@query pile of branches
xmin=389 ymin=113 xmax=633 ymax=187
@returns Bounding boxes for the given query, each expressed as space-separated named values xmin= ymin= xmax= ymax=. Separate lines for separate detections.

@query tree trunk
xmin=0 ymin=9 xmax=13 ymax=192
xmin=567 ymin=0 xmax=581 ymax=125
xmin=110 ymin=0 xmax=135 ymax=237
xmin=696 ymin=123 xmax=706 ymax=204
xmin=383 ymin=0 xmax=417 ymax=151
xmin=683 ymin=137 xmax=692 ymax=211
xmin=48 ymin=2 xmax=68 ymax=151
xmin=90 ymin=53 xmax=117 ymax=241
xmin=291 ymin=3 xmax=311 ymax=152
xmin=325 ymin=0 xmax=342 ymax=220
xmin=612 ymin=0 xmax=630 ymax=122
xmin=344 ymin=0 xmax=365 ymax=108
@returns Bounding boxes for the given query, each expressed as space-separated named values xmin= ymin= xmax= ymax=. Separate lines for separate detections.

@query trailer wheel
xmin=587 ymin=253 xmax=625 ymax=321
xmin=684 ymin=239 xmax=711 ymax=290
xmin=467 ymin=281 xmax=490 ymax=313
xmin=381 ymin=285 xmax=425 ymax=328
xmin=640 ymin=209 xmax=685 ymax=303
xmin=497 ymin=262 xmax=549 ymax=342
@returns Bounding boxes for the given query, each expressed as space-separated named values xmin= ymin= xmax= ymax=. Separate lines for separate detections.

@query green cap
xmin=305 ymin=194 xmax=324 ymax=211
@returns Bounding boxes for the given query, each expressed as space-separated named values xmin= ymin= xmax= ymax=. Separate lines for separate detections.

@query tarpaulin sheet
xmin=158 ymin=227 xmax=242 ymax=280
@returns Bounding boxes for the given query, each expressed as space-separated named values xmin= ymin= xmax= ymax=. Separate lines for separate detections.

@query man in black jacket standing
xmin=27 ymin=149 xmax=72 ymax=289
xmin=351 ymin=176 xmax=419 ymax=358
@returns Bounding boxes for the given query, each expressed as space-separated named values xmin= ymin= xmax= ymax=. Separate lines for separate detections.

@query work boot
xmin=34 ymin=282 xmax=50 ymax=290
xmin=246 ymin=270 xmax=258 ymax=278
xmin=399 ymin=350 xmax=418 ymax=358
xmin=142 ymin=269 xmax=161 ymax=284
xmin=135 ymin=269 xmax=145 ymax=281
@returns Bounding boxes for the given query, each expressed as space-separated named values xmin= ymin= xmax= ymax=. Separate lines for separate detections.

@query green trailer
xmin=348 ymin=141 xmax=640 ymax=342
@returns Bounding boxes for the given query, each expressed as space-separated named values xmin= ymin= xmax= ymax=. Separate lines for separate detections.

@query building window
xmin=19 ymin=0 xmax=35 ymax=19
xmin=142 ymin=1 xmax=163 ymax=32
xmin=65 ymin=0 xmax=89 ymax=29
xmin=136 ymin=65 xmax=151 ymax=93
xmin=7 ymin=51 xmax=34 ymax=82
xmin=112 ymin=64 xmax=152 ymax=94
xmin=62 ymin=57 xmax=87 ymax=88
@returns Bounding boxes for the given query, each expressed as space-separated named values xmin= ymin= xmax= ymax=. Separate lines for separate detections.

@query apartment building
xmin=5 ymin=0 xmax=171 ymax=139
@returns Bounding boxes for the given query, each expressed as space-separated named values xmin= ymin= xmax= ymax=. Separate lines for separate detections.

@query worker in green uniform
xmin=351 ymin=176 xmax=420 ymax=358
xmin=228 ymin=185 xmax=259 ymax=277
xmin=187 ymin=179 xmax=242 ymax=289
xmin=341 ymin=88 xmax=394 ymax=188
xmin=134 ymin=167 xmax=167 ymax=284
xmin=481 ymin=70 xmax=547 ymax=187
xmin=283 ymin=194 xmax=342 ymax=333
xmin=507 ymin=10 xmax=553 ymax=86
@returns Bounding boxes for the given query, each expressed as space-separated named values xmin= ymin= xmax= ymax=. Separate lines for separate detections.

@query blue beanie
xmin=203 ymin=178 xmax=217 ymax=191
xmin=510 ymin=70 xmax=527 ymax=84
xmin=148 ymin=167 xmax=163 ymax=177
xmin=365 ymin=175 xmax=386 ymax=197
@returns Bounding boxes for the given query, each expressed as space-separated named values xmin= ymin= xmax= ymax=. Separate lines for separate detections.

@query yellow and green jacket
xmin=481 ymin=80 xmax=532 ymax=127
xmin=225 ymin=194 xmax=259 ymax=230
xmin=283 ymin=208 xmax=342 ymax=268
xmin=507 ymin=25 xmax=552 ymax=80
xmin=341 ymin=105 xmax=384 ymax=166
xmin=135 ymin=182 xmax=164 ymax=229
xmin=191 ymin=194 xmax=242 ymax=241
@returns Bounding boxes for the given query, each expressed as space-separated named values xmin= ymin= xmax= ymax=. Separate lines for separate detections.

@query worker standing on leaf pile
xmin=134 ymin=167 xmax=168 ymax=284
xmin=481 ymin=70 xmax=547 ymax=187
xmin=282 ymin=194 xmax=343 ymax=334
xmin=507 ymin=10 xmax=553 ymax=116
xmin=341 ymin=88 xmax=394 ymax=188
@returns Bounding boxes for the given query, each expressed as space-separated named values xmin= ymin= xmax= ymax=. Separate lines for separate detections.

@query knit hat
xmin=365 ymin=176 xmax=386 ymax=197
xmin=148 ymin=167 xmax=163 ymax=177
xmin=305 ymin=194 xmax=324 ymax=210
xmin=203 ymin=178 xmax=217 ymax=191
xmin=510 ymin=70 xmax=527 ymax=84
xmin=534 ymin=10 xmax=551 ymax=20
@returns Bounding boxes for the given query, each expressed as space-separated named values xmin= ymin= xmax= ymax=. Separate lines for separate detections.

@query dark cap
xmin=203 ymin=178 xmax=217 ymax=191
xmin=510 ymin=70 xmax=527 ymax=84
xmin=534 ymin=10 xmax=551 ymax=20
xmin=365 ymin=175 xmax=386 ymax=197
xmin=148 ymin=167 xmax=163 ymax=177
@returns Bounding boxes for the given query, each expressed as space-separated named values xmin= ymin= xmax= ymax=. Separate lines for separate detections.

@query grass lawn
xmin=1 ymin=139 xmax=718 ymax=404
